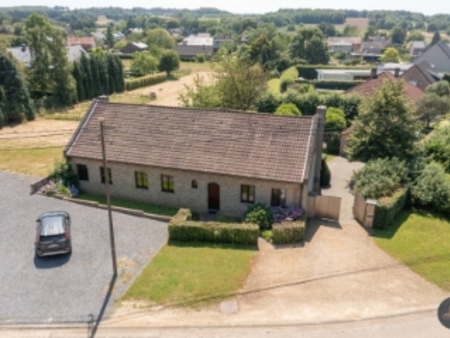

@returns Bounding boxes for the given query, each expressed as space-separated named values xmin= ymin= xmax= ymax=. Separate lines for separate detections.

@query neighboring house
xmin=377 ymin=63 xmax=413 ymax=77
xmin=413 ymin=41 xmax=450 ymax=73
xmin=64 ymin=100 xmax=326 ymax=217
xmin=113 ymin=32 xmax=125 ymax=41
xmin=327 ymin=37 xmax=361 ymax=54
xmin=175 ymin=45 xmax=214 ymax=60
xmin=120 ymin=42 xmax=148 ymax=54
xmin=127 ymin=28 xmax=143 ymax=35
xmin=67 ymin=36 xmax=96 ymax=51
xmin=213 ymin=34 xmax=233 ymax=49
xmin=91 ymin=32 xmax=106 ymax=44
xmin=7 ymin=44 xmax=87 ymax=67
xmin=168 ymin=28 xmax=183 ymax=38
xmin=316 ymin=69 xmax=372 ymax=81
xmin=401 ymin=60 xmax=442 ymax=91
xmin=341 ymin=71 xmax=425 ymax=157
xmin=409 ymin=41 xmax=427 ymax=58
xmin=359 ymin=39 xmax=391 ymax=55
xmin=179 ymin=33 xmax=214 ymax=46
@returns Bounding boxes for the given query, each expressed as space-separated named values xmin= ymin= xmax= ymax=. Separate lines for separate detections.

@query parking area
xmin=0 ymin=171 xmax=168 ymax=324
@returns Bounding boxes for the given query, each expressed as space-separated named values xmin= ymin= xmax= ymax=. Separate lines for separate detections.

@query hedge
xmin=272 ymin=214 xmax=307 ymax=244
xmin=295 ymin=79 xmax=364 ymax=91
xmin=125 ymin=72 xmax=167 ymax=91
xmin=443 ymin=73 xmax=450 ymax=85
xmin=373 ymin=187 xmax=409 ymax=230
xmin=296 ymin=64 xmax=372 ymax=80
xmin=169 ymin=209 xmax=259 ymax=245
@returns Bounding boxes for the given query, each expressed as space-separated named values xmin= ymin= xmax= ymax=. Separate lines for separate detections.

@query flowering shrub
xmin=244 ymin=203 xmax=273 ymax=230
xmin=272 ymin=206 xmax=303 ymax=223
xmin=39 ymin=180 xmax=80 ymax=198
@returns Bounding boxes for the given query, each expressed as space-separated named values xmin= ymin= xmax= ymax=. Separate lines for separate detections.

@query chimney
xmin=371 ymin=68 xmax=377 ymax=79
xmin=394 ymin=67 xmax=400 ymax=78
xmin=312 ymin=105 xmax=327 ymax=193
xmin=21 ymin=44 xmax=27 ymax=52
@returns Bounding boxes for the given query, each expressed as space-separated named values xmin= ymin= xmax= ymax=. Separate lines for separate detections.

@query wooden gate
xmin=353 ymin=192 xmax=377 ymax=228
xmin=314 ymin=195 xmax=341 ymax=221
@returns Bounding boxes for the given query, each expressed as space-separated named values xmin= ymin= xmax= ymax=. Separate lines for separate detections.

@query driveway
xmin=322 ymin=156 xmax=364 ymax=224
xmin=109 ymin=219 xmax=448 ymax=327
xmin=0 ymin=171 xmax=168 ymax=325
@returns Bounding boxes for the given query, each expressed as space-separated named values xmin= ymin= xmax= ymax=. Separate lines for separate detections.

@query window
xmin=271 ymin=189 xmax=286 ymax=207
xmin=241 ymin=184 xmax=255 ymax=203
xmin=135 ymin=171 xmax=148 ymax=189
xmin=77 ymin=164 xmax=89 ymax=181
xmin=161 ymin=175 xmax=174 ymax=192
xmin=191 ymin=180 xmax=198 ymax=189
xmin=100 ymin=167 xmax=112 ymax=185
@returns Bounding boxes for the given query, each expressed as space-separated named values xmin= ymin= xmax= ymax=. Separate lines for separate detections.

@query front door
xmin=208 ymin=183 xmax=220 ymax=210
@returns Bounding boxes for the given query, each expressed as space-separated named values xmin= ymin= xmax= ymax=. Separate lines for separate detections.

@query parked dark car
xmin=35 ymin=211 xmax=71 ymax=257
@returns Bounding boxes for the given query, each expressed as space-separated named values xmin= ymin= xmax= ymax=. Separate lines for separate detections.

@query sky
xmin=5 ymin=0 xmax=450 ymax=16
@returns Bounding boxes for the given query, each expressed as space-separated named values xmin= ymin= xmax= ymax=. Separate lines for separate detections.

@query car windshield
xmin=39 ymin=216 xmax=65 ymax=236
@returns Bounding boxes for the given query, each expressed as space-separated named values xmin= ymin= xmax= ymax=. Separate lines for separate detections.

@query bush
xmin=272 ymin=214 xmax=307 ymax=244
xmin=256 ymin=92 xmax=281 ymax=113
xmin=410 ymin=162 xmax=450 ymax=214
xmin=269 ymin=69 xmax=280 ymax=79
xmin=125 ymin=72 xmax=167 ymax=91
xmin=295 ymin=79 xmax=363 ymax=91
xmin=424 ymin=125 xmax=450 ymax=172
xmin=352 ymin=157 xmax=410 ymax=199
xmin=325 ymin=107 xmax=346 ymax=132
xmin=280 ymin=77 xmax=295 ymax=93
xmin=196 ymin=53 xmax=206 ymax=63
xmin=260 ymin=230 xmax=273 ymax=243
xmin=244 ymin=203 xmax=273 ymax=230
xmin=333 ymin=51 xmax=348 ymax=60
xmin=275 ymin=103 xmax=301 ymax=116
xmin=373 ymin=187 xmax=409 ymax=229
xmin=320 ymin=157 xmax=331 ymax=187
xmin=326 ymin=133 xmax=340 ymax=155
xmin=279 ymin=67 xmax=299 ymax=93
xmin=51 ymin=160 xmax=78 ymax=187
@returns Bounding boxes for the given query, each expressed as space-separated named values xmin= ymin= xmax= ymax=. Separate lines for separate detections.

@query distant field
xmin=96 ymin=15 xmax=111 ymax=26
xmin=423 ymin=31 xmax=450 ymax=42
xmin=335 ymin=18 xmax=369 ymax=30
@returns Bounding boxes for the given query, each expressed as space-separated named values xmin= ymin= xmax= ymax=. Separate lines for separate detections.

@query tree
xmin=130 ymin=51 xmax=158 ymax=76
xmin=72 ymin=60 xmax=86 ymax=102
xmin=390 ymin=26 xmax=406 ymax=44
xmin=179 ymin=74 xmax=222 ymax=108
xmin=158 ymin=50 xmax=179 ymax=76
xmin=363 ymin=26 xmax=377 ymax=41
xmin=289 ymin=27 xmax=329 ymax=64
xmin=106 ymin=24 xmax=115 ymax=49
xmin=346 ymin=80 xmax=419 ymax=162
xmin=405 ymin=30 xmax=425 ymax=43
xmin=305 ymin=36 xmax=329 ymax=64
xmin=381 ymin=47 xmax=400 ymax=63
xmin=143 ymin=28 xmax=174 ymax=49
xmin=427 ymin=81 xmax=450 ymax=97
xmin=275 ymin=103 xmax=301 ymax=116
xmin=0 ymin=52 xmax=35 ymax=124
xmin=431 ymin=31 xmax=441 ymax=45
xmin=424 ymin=125 xmax=450 ymax=172
xmin=318 ymin=22 xmax=336 ymax=37
xmin=415 ymin=93 xmax=450 ymax=128
xmin=325 ymin=107 xmax=346 ymax=132
xmin=256 ymin=92 xmax=281 ymax=113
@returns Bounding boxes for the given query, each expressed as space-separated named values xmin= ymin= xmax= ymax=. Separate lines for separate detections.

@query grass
xmin=0 ymin=147 xmax=63 ymax=177
xmin=77 ymin=193 xmax=179 ymax=217
xmin=122 ymin=241 xmax=256 ymax=306
xmin=40 ymin=101 xmax=92 ymax=121
xmin=179 ymin=61 xmax=212 ymax=73
xmin=324 ymin=153 xmax=336 ymax=162
xmin=373 ymin=210 xmax=450 ymax=291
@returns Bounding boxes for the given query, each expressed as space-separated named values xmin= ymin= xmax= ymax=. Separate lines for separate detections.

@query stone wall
xmin=69 ymin=157 xmax=303 ymax=218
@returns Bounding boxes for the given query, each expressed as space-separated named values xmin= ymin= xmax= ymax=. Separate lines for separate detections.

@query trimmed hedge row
xmin=169 ymin=209 xmax=259 ymax=245
xmin=272 ymin=214 xmax=307 ymax=244
xmin=373 ymin=187 xmax=409 ymax=230
xmin=295 ymin=64 xmax=372 ymax=80
xmin=125 ymin=72 xmax=167 ymax=91
xmin=295 ymin=79 xmax=363 ymax=91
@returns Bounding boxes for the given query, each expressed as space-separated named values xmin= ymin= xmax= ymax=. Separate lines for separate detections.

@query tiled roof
xmin=175 ymin=45 xmax=214 ymax=57
xmin=344 ymin=72 xmax=425 ymax=100
xmin=65 ymin=102 xmax=316 ymax=183
xmin=327 ymin=37 xmax=361 ymax=44
xmin=67 ymin=36 xmax=95 ymax=46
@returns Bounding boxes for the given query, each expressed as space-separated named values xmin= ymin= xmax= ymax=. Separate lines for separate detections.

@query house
xmin=113 ymin=32 xmax=125 ymax=41
xmin=401 ymin=60 xmax=442 ymax=91
xmin=413 ymin=41 xmax=450 ymax=73
xmin=67 ymin=36 xmax=96 ymax=51
xmin=120 ymin=42 xmax=148 ymax=54
xmin=64 ymin=101 xmax=326 ymax=217
xmin=316 ymin=69 xmax=372 ymax=81
xmin=7 ymin=44 xmax=87 ymax=67
xmin=91 ymin=32 xmax=106 ymax=44
xmin=327 ymin=37 xmax=361 ymax=54
xmin=409 ymin=41 xmax=427 ymax=58
xmin=168 ymin=28 xmax=183 ymax=38
xmin=341 ymin=71 xmax=425 ymax=157
xmin=179 ymin=33 xmax=214 ymax=47
xmin=213 ymin=34 xmax=233 ymax=49
xmin=175 ymin=45 xmax=214 ymax=60
xmin=127 ymin=28 xmax=143 ymax=35
xmin=377 ymin=63 xmax=413 ymax=77
xmin=359 ymin=38 xmax=391 ymax=55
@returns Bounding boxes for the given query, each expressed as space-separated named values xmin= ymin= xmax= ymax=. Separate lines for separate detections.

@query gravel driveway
xmin=0 ymin=171 xmax=168 ymax=324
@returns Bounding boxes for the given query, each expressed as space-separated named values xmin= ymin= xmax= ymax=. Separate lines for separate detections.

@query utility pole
xmin=99 ymin=117 xmax=118 ymax=277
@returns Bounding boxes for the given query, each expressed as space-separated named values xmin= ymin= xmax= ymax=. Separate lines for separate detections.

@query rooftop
xmin=65 ymin=102 xmax=316 ymax=184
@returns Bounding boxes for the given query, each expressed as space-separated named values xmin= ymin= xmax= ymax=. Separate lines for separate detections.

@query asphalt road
xmin=0 ymin=171 xmax=168 ymax=325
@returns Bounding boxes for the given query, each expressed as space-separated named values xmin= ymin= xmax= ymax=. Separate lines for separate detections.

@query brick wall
xmin=69 ymin=157 xmax=303 ymax=218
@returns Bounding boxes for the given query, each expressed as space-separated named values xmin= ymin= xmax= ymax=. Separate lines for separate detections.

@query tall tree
xmin=305 ymin=36 xmax=329 ymax=64
xmin=72 ymin=60 xmax=86 ymax=102
xmin=143 ymin=28 xmax=174 ymax=49
xmin=106 ymin=24 xmax=115 ymax=49
xmin=381 ymin=47 xmax=400 ymax=63
xmin=113 ymin=56 xmax=125 ymax=93
xmin=390 ymin=26 xmax=407 ymax=44
xmin=346 ymin=80 xmax=419 ymax=161
xmin=431 ymin=31 xmax=441 ymax=45
xmin=0 ymin=52 xmax=35 ymax=124
xmin=289 ymin=27 xmax=329 ymax=64
xmin=415 ymin=93 xmax=450 ymax=128
xmin=130 ymin=51 xmax=158 ymax=76
xmin=80 ymin=53 xmax=93 ymax=99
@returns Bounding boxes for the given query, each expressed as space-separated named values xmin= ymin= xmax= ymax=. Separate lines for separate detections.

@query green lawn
xmin=77 ymin=193 xmax=178 ymax=217
xmin=324 ymin=153 xmax=336 ymax=162
xmin=373 ymin=210 xmax=450 ymax=291
xmin=122 ymin=242 xmax=256 ymax=306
